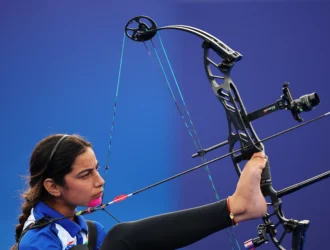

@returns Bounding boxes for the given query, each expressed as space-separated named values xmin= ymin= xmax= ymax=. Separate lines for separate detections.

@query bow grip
xmin=237 ymin=148 xmax=272 ymax=188
xmin=261 ymin=160 xmax=274 ymax=198
xmin=261 ymin=160 xmax=272 ymax=186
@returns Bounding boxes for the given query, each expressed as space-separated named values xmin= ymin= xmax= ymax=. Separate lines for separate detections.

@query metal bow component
xmin=121 ymin=15 xmax=330 ymax=250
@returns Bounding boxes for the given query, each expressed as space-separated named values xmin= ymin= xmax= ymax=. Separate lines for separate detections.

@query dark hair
xmin=11 ymin=134 xmax=92 ymax=249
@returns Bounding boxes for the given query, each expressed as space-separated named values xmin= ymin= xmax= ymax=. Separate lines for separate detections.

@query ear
xmin=43 ymin=178 xmax=62 ymax=197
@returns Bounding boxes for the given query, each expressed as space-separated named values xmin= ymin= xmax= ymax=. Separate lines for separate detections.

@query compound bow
xmin=114 ymin=16 xmax=329 ymax=250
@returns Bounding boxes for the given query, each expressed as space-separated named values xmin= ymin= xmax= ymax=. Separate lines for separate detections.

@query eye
xmin=81 ymin=172 xmax=92 ymax=179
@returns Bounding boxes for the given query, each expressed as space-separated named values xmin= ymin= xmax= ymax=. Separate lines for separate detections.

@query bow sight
xmin=246 ymin=82 xmax=319 ymax=123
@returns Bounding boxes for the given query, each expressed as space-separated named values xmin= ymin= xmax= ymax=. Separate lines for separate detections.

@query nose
xmin=94 ymin=170 xmax=105 ymax=188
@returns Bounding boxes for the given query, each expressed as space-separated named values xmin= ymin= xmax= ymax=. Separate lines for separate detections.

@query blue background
xmin=1 ymin=0 xmax=330 ymax=249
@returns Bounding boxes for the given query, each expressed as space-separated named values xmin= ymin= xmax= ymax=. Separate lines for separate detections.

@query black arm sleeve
xmin=100 ymin=199 xmax=233 ymax=250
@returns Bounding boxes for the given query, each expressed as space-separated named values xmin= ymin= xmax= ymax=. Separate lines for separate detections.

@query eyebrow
xmin=76 ymin=162 xmax=99 ymax=176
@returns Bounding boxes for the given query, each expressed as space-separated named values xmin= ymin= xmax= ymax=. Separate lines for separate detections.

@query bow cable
xmin=99 ymin=32 xmax=128 ymax=224
xmin=139 ymin=31 xmax=240 ymax=249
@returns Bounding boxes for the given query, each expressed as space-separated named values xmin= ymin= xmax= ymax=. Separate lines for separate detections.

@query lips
xmin=94 ymin=191 xmax=103 ymax=198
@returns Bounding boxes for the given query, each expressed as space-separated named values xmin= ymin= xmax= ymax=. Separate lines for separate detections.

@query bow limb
xmin=125 ymin=16 xmax=242 ymax=63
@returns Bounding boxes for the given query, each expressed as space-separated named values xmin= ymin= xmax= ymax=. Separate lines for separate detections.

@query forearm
xmin=100 ymin=199 xmax=233 ymax=250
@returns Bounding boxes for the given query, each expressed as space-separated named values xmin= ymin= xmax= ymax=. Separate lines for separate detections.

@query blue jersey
xmin=19 ymin=201 xmax=107 ymax=250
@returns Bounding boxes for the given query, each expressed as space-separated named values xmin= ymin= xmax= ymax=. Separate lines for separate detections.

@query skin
xmin=230 ymin=152 xmax=268 ymax=223
xmin=43 ymin=147 xmax=267 ymax=223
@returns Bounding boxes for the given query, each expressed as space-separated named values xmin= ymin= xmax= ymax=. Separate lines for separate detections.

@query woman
xmin=12 ymin=134 xmax=268 ymax=250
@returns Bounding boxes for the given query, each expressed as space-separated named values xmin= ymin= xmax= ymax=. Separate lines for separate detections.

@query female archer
xmin=12 ymin=133 xmax=268 ymax=250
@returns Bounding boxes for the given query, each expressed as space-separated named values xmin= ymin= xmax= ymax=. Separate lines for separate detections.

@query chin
xmin=88 ymin=197 xmax=102 ymax=207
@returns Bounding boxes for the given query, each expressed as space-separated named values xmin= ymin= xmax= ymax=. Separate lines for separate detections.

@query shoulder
xmin=87 ymin=220 xmax=107 ymax=248
xmin=19 ymin=223 xmax=62 ymax=250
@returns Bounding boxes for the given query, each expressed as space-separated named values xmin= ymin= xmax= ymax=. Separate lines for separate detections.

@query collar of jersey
xmin=33 ymin=201 xmax=88 ymax=237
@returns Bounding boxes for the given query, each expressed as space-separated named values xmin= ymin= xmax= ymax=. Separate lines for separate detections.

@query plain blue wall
xmin=1 ymin=1 xmax=330 ymax=249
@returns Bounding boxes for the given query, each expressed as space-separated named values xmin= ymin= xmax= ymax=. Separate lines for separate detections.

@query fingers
xmin=249 ymin=152 xmax=268 ymax=170
xmin=251 ymin=152 xmax=268 ymax=160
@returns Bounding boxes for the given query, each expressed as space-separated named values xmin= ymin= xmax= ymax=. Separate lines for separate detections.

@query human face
xmin=59 ymin=147 xmax=105 ymax=208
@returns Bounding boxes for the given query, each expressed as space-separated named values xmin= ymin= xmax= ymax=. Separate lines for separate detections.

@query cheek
xmin=63 ymin=180 xmax=93 ymax=205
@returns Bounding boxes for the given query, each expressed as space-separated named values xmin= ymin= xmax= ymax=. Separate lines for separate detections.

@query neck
xmin=43 ymin=198 xmax=77 ymax=220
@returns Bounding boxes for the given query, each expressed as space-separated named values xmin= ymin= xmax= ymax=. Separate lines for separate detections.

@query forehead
xmin=71 ymin=147 xmax=97 ymax=171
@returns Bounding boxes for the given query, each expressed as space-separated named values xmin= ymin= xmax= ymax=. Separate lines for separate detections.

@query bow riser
xmin=203 ymin=43 xmax=273 ymax=187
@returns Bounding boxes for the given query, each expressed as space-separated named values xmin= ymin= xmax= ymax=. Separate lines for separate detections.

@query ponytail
xmin=12 ymin=183 xmax=44 ymax=248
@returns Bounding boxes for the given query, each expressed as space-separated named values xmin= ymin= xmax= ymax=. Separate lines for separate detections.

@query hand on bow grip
xmin=234 ymin=146 xmax=272 ymax=190
xmin=230 ymin=152 xmax=268 ymax=222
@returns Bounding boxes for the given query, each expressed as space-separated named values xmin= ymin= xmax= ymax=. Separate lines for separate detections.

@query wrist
xmin=227 ymin=194 xmax=247 ymax=224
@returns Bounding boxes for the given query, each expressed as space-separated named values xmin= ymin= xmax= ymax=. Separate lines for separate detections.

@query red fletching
xmin=113 ymin=194 xmax=128 ymax=203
